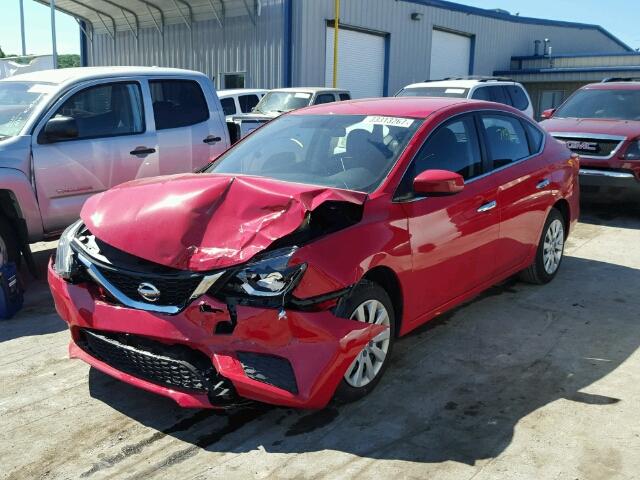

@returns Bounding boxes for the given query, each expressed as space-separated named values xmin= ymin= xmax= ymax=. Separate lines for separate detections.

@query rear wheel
xmin=334 ymin=281 xmax=395 ymax=403
xmin=520 ymin=208 xmax=565 ymax=284
xmin=0 ymin=216 xmax=20 ymax=266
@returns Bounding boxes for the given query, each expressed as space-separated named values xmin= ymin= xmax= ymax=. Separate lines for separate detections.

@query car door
xmin=399 ymin=114 xmax=500 ymax=315
xmin=149 ymin=78 xmax=226 ymax=174
xmin=478 ymin=112 xmax=552 ymax=274
xmin=32 ymin=79 xmax=156 ymax=233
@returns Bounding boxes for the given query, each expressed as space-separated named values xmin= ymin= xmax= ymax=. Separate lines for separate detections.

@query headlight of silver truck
xmin=221 ymin=247 xmax=306 ymax=299
xmin=54 ymin=220 xmax=83 ymax=279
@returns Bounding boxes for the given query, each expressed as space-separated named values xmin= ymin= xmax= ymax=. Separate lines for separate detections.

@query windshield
xmin=554 ymin=89 xmax=640 ymax=121
xmin=253 ymin=91 xmax=312 ymax=114
xmin=396 ymin=86 xmax=469 ymax=98
xmin=206 ymin=114 xmax=422 ymax=193
xmin=0 ymin=81 xmax=53 ymax=138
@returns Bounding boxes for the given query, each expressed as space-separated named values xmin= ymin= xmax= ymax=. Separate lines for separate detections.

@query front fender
xmin=0 ymin=168 xmax=43 ymax=242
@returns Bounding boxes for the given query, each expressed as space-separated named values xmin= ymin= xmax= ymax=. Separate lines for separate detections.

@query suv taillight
xmin=623 ymin=137 xmax=640 ymax=160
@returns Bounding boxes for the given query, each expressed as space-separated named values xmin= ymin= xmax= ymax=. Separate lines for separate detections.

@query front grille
xmin=237 ymin=352 xmax=298 ymax=394
xmin=78 ymin=329 xmax=238 ymax=404
xmin=96 ymin=265 xmax=202 ymax=307
xmin=554 ymin=136 xmax=622 ymax=157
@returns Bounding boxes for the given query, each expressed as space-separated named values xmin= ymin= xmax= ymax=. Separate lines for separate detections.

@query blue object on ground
xmin=0 ymin=262 xmax=23 ymax=319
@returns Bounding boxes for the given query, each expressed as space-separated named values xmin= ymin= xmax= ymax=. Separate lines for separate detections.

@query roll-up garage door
xmin=325 ymin=26 xmax=385 ymax=99
xmin=429 ymin=29 xmax=471 ymax=80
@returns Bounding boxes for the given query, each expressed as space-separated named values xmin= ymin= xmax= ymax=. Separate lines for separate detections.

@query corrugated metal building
xmin=40 ymin=0 xmax=633 ymax=99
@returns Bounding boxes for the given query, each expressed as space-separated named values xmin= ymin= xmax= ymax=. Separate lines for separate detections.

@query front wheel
xmin=520 ymin=208 xmax=565 ymax=284
xmin=334 ymin=281 xmax=395 ymax=403
xmin=0 ymin=216 xmax=20 ymax=266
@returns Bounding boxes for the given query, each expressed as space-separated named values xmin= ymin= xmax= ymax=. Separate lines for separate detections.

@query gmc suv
xmin=540 ymin=80 xmax=640 ymax=200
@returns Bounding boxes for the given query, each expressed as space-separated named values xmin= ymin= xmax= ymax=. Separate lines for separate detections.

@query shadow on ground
xmin=85 ymin=254 xmax=640 ymax=475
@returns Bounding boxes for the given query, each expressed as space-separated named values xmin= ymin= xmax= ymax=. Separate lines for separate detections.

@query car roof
xmin=403 ymin=79 xmax=517 ymax=89
xmin=269 ymin=87 xmax=349 ymax=94
xmin=582 ymin=82 xmax=640 ymax=91
xmin=218 ymin=88 xmax=268 ymax=97
xmin=291 ymin=97 xmax=497 ymax=118
xmin=1 ymin=66 xmax=207 ymax=85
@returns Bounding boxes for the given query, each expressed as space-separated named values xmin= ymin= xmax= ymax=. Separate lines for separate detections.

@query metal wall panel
xmin=291 ymin=0 xmax=629 ymax=94
xmin=87 ymin=0 xmax=286 ymax=89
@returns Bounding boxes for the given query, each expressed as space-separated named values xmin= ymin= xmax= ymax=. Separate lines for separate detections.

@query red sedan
xmin=49 ymin=98 xmax=579 ymax=409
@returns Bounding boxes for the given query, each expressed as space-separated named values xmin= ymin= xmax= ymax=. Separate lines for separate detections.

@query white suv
xmin=396 ymin=77 xmax=534 ymax=118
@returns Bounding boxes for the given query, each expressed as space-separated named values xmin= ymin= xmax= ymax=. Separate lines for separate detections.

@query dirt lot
xmin=1 ymin=203 xmax=639 ymax=480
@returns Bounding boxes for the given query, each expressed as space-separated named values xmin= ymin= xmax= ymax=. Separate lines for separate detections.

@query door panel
xmin=33 ymin=80 xmax=155 ymax=232
xmin=149 ymin=78 xmax=226 ymax=173
xmin=399 ymin=115 xmax=500 ymax=317
xmin=479 ymin=113 xmax=552 ymax=273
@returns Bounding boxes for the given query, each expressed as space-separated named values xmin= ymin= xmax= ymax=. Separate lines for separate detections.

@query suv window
xmin=480 ymin=114 xmax=530 ymax=169
xmin=314 ymin=93 xmax=336 ymax=105
xmin=220 ymin=97 xmax=236 ymax=116
xmin=339 ymin=93 xmax=351 ymax=101
xmin=471 ymin=87 xmax=491 ymax=101
xmin=505 ymin=85 xmax=529 ymax=111
xmin=398 ymin=115 xmax=482 ymax=199
xmin=51 ymin=82 xmax=144 ymax=140
xmin=150 ymin=80 xmax=209 ymax=130
xmin=238 ymin=94 xmax=260 ymax=113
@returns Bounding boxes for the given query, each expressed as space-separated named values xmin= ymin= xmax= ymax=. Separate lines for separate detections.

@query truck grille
xmin=553 ymin=135 xmax=623 ymax=158
xmin=78 ymin=329 xmax=238 ymax=403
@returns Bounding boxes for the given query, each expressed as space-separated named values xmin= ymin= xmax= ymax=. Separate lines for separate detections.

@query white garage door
xmin=429 ymin=29 xmax=471 ymax=80
xmin=325 ymin=26 xmax=385 ymax=99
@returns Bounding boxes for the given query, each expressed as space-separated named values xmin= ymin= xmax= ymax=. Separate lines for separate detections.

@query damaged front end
xmin=49 ymin=174 xmax=384 ymax=409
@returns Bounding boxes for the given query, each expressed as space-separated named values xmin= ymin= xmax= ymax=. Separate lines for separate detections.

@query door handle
xmin=536 ymin=179 xmax=550 ymax=189
xmin=203 ymin=135 xmax=222 ymax=144
xmin=477 ymin=200 xmax=497 ymax=213
xmin=130 ymin=147 xmax=156 ymax=156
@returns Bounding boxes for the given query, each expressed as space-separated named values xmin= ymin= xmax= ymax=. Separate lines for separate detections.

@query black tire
xmin=519 ymin=208 xmax=565 ymax=285
xmin=333 ymin=280 xmax=396 ymax=404
xmin=0 ymin=215 xmax=20 ymax=266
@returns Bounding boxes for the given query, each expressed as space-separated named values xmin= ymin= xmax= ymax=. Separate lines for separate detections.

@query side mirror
xmin=413 ymin=169 xmax=464 ymax=195
xmin=42 ymin=116 xmax=78 ymax=143
xmin=541 ymin=108 xmax=556 ymax=119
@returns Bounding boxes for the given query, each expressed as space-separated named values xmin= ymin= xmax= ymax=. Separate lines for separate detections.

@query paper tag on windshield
xmin=294 ymin=92 xmax=311 ymax=99
xmin=27 ymin=84 xmax=56 ymax=94
xmin=445 ymin=88 xmax=465 ymax=94
xmin=363 ymin=116 xmax=414 ymax=128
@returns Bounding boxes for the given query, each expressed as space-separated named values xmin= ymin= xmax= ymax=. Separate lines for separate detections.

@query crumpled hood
xmin=80 ymin=173 xmax=366 ymax=271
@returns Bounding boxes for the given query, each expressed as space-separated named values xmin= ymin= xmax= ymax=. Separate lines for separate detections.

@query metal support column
xmin=50 ymin=0 xmax=58 ymax=68
xmin=19 ymin=0 xmax=27 ymax=56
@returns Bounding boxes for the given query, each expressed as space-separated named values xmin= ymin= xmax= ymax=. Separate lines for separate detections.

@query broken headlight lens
xmin=222 ymin=247 xmax=306 ymax=298
xmin=54 ymin=219 xmax=83 ymax=280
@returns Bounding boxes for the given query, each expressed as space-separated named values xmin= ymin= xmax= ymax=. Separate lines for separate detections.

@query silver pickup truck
xmin=0 ymin=66 xmax=230 ymax=267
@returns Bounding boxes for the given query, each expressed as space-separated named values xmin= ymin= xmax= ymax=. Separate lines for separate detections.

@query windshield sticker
xmin=445 ymin=88 xmax=466 ymax=94
xmin=294 ymin=92 xmax=311 ymax=99
xmin=27 ymin=84 xmax=55 ymax=94
xmin=363 ymin=116 xmax=414 ymax=128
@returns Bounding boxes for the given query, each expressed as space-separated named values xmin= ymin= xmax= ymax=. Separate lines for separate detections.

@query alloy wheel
xmin=344 ymin=299 xmax=391 ymax=388
xmin=543 ymin=219 xmax=564 ymax=274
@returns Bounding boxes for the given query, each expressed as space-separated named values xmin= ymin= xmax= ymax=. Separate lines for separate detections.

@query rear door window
xmin=238 ymin=94 xmax=260 ymax=113
xmin=339 ymin=93 xmax=351 ymax=101
xmin=50 ymin=82 xmax=144 ymax=140
xmin=220 ymin=97 xmax=236 ymax=116
xmin=314 ymin=93 xmax=336 ymax=105
xmin=471 ymin=87 xmax=491 ymax=101
xmin=505 ymin=85 xmax=530 ymax=111
xmin=480 ymin=114 xmax=530 ymax=169
xmin=150 ymin=80 xmax=209 ymax=130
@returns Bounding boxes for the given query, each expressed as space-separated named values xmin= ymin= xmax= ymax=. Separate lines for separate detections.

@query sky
xmin=0 ymin=0 xmax=638 ymax=57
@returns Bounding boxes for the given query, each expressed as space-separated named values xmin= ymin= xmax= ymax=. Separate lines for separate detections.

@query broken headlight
xmin=54 ymin=219 xmax=83 ymax=280
xmin=221 ymin=247 xmax=306 ymax=299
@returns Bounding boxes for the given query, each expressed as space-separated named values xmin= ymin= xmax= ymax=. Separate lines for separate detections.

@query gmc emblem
xmin=565 ymin=140 xmax=599 ymax=152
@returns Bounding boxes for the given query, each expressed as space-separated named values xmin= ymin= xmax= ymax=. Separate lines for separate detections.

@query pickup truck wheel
xmin=333 ymin=280 xmax=395 ymax=404
xmin=0 ymin=216 xmax=20 ymax=266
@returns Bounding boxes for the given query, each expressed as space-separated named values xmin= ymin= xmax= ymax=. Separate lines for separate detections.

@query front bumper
xmin=48 ymin=261 xmax=383 ymax=409
xmin=579 ymin=168 xmax=640 ymax=199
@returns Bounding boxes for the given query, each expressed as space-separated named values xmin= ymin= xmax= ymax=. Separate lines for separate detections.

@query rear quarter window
xmin=506 ymin=85 xmax=530 ymax=111
xmin=220 ymin=97 xmax=236 ymax=116
xmin=523 ymin=121 xmax=544 ymax=153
